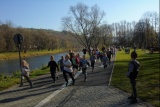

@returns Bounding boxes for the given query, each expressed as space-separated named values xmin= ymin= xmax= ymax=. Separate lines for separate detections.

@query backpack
xmin=76 ymin=57 xmax=80 ymax=64
xmin=129 ymin=61 xmax=140 ymax=79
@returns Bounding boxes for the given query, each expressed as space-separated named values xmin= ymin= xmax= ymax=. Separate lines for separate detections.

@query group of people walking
xmin=19 ymin=45 xmax=140 ymax=104
xmin=20 ymin=45 xmax=116 ymax=88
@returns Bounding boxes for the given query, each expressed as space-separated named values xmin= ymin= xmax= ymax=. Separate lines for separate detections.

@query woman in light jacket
xmin=63 ymin=54 xmax=75 ymax=86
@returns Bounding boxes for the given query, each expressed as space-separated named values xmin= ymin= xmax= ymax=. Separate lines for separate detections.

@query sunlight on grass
xmin=112 ymin=49 xmax=159 ymax=107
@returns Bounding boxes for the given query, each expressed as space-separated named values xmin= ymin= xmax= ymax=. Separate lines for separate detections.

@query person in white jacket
xmin=63 ymin=54 xmax=75 ymax=86
xmin=19 ymin=60 xmax=33 ymax=88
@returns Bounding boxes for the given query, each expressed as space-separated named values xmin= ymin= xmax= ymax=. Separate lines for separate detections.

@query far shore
xmin=0 ymin=48 xmax=78 ymax=61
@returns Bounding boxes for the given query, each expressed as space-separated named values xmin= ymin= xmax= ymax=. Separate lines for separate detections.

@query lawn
xmin=111 ymin=49 xmax=159 ymax=107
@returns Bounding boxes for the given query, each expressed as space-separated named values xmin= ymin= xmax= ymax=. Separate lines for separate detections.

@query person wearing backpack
xmin=71 ymin=52 xmax=79 ymax=76
xmin=90 ymin=52 xmax=96 ymax=72
xmin=126 ymin=51 xmax=140 ymax=104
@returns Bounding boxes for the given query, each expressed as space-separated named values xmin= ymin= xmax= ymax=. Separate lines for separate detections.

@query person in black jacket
xmin=82 ymin=47 xmax=87 ymax=55
xmin=106 ymin=48 xmax=112 ymax=66
xmin=48 ymin=56 xmax=59 ymax=83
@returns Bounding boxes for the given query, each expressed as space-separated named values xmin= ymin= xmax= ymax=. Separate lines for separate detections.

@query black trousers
xmin=130 ymin=78 xmax=137 ymax=99
xmin=50 ymin=70 xmax=56 ymax=81
xmin=107 ymin=55 xmax=111 ymax=65
xmin=82 ymin=68 xmax=87 ymax=80
xmin=63 ymin=70 xmax=75 ymax=83
xmin=91 ymin=62 xmax=95 ymax=68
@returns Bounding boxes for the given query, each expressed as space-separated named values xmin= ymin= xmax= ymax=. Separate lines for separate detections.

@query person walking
xmin=71 ymin=52 xmax=79 ymax=76
xmin=90 ymin=52 xmax=96 ymax=72
xmin=47 ymin=56 xmax=59 ymax=83
xmin=19 ymin=60 xmax=33 ymax=88
xmin=106 ymin=48 xmax=112 ymax=66
xmin=99 ymin=52 xmax=103 ymax=62
xmin=63 ymin=54 xmax=75 ymax=86
xmin=82 ymin=47 xmax=87 ymax=55
xmin=126 ymin=51 xmax=140 ymax=104
xmin=101 ymin=45 xmax=106 ymax=53
xmin=69 ymin=50 xmax=73 ymax=64
xmin=102 ymin=53 xmax=109 ymax=69
xmin=95 ymin=49 xmax=100 ymax=62
xmin=112 ymin=45 xmax=116 ymax=57
xmin=76 ymin=53 xmax=82 ymax=71
xmin=58 ymin=56 xmax=64 ymax=72
xmin=80 ymin=55 xmax=90 ymax=82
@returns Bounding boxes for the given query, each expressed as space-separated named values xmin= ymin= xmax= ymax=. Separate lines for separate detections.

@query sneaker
xmin=130 ymin=99 xmax=137 ymax=104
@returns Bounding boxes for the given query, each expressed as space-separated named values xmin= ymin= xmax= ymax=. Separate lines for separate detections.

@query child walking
xmin=19 ymin=60 xmax=33 ymax=88
xmin=80 ymin=55 xmax=90 ymax=81
xmin=90 ymin=52 xmax=96 ymax=72
xmin=102 ymin=53 xmax=109 ymax=69
xmin=48 ymin=56 xmax=59 ymax=83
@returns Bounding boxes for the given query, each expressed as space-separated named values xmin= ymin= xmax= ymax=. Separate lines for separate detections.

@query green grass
xmin=112 ymin=49 xmax=159 ymax=107
xmin=0 ymin=65 xmax=50 ymax=91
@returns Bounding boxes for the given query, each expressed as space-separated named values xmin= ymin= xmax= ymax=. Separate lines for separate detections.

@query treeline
xmin=111 ymin=11 xmax=159 ymax=49
xmin=62 ymin=3 xmax=159 ymax=54
xmin=0 ymin=23 xmax=79 ymax=52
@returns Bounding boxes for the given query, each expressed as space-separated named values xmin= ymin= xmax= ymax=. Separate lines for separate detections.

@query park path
xmin=0 ymin=57 xmax=153 ymax=107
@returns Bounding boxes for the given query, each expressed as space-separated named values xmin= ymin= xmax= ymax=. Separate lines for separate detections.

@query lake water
xmin=0 ymin=52 xmax=82 ymax=76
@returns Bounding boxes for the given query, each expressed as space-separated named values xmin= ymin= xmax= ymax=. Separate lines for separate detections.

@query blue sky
xmin=0 ymin=0 xmax=159 ymax=31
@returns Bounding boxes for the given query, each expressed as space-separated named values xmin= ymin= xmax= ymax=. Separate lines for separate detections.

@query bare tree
xmin=62 ymin=3 xmax=105 ymax=55
xmin=100 ymin=24 xmax=112 ymax=47
xmin=140 ymin=11 xmax=159 ymax=49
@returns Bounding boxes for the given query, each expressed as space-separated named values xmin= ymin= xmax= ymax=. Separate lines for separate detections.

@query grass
xmin=0 ymin=65 xmax=50 ymax=91
xmin=111 ymin=49 xmax=160 ymax=107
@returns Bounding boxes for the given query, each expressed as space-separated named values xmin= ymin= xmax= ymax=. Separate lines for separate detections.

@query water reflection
xmin=0 ymin=52 xmax=69 ymax=75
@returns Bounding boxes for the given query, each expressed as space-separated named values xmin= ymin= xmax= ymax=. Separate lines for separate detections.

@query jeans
xmin=130 ymin=78 xmax=137 ymax=99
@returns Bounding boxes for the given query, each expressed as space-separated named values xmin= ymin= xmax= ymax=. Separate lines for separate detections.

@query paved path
xmin=0 ymin=57 xmax=154 ymax=107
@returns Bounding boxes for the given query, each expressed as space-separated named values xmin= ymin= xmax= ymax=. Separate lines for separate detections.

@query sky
xmin=0 ymin=0 xmax=159 ymax=31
